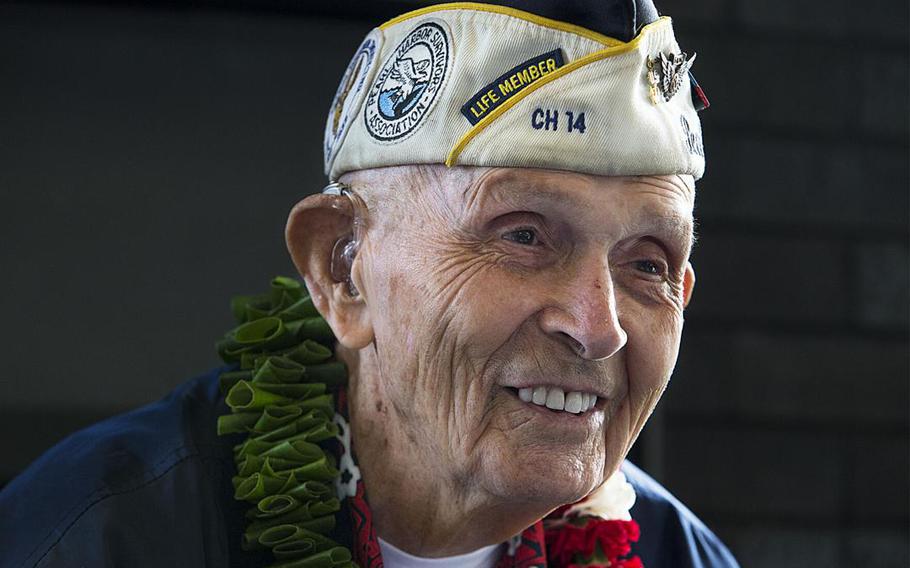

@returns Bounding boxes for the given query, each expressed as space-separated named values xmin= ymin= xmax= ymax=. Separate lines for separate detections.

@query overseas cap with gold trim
xmin=324 ymin=1 xmax=708 ymax=181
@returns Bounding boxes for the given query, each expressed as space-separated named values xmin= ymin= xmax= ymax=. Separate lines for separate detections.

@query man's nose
xmin=538 ymin=267 xmax=628 ymax=361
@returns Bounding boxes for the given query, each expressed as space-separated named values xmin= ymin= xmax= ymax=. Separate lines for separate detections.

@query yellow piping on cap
xmin=379 ymin=2 xmax=624 ymax=47
xmin=446 ymin=16 xmax=671 ymax=167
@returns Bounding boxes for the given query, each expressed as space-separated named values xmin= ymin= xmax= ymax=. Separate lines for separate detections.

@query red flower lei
xmin=544 ymin=515 xmax=643 ymax=568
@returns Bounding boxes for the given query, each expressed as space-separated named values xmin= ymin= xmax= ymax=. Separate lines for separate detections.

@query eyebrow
xmin=466 ymin=173 xmax=697 ymax=245
xmin=637 ymin=210 xmax=697 ymax=255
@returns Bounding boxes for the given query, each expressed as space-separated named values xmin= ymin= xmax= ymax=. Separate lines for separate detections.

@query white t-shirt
xmin=378 ymin=537 xmax=503 ymax=568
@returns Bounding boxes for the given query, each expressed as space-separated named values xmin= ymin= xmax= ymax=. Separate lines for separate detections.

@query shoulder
xmin=0 ymin=367 xmax=252 ymax=568
xmin=621 ymin=460 xmax=740 ymax=568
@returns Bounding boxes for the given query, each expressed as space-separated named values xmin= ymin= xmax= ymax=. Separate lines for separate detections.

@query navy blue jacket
xmin=0 ymin=367 xmax=739 ymax=568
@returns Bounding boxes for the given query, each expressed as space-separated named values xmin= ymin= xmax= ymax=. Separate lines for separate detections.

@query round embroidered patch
xmin=325 ymin=30 xmax=380 ymax=170
xmin=364 ymin=21 xmax=450 ymax=142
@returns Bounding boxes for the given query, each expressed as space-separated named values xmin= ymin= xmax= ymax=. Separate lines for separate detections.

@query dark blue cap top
xmin=478 ymin=0 xmax=660 ymax=42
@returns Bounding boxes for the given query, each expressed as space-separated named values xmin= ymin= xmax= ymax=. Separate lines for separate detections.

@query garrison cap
xmin=323 ymin=0 xmax=708 ymax=181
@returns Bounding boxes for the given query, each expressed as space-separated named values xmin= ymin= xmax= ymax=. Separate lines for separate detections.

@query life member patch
xmin=325 ymin=31 xmax=379 ymax=169
xmin=364 ymin=21 xmax=450 ymax=142
xmin=460 ymin=49 xmax=565 ymax=125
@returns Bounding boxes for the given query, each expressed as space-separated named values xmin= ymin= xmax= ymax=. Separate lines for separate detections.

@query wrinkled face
xmin=354 ymin=166 xmax=695 ymax=507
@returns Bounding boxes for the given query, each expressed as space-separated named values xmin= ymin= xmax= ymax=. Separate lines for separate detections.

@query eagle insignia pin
xmin=647 ymin=51 xmax=696 ymax=104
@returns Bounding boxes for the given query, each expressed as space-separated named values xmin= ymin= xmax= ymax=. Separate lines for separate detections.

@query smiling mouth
xmin=505 ymin=386 xmax=599 ymax=415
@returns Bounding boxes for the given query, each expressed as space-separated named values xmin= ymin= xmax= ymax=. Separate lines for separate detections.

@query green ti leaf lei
xmin=215 ymin=276 xmax=355 ymax=568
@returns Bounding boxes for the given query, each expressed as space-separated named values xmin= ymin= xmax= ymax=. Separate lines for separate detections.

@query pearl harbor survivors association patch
xmin=364 ymin=21 xmax=451 ymax=142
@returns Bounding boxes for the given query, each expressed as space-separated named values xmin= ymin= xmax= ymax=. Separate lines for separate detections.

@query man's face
xmin=352 ymin=166 xmax=695 ymax=507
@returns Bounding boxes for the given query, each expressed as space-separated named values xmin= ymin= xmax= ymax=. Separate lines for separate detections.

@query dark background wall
xmin=1 ymin=1 xmax=907 ymax=567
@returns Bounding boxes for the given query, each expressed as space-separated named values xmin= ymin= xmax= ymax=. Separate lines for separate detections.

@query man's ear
xmin=285 ymin=193 xmax=374 ymax=350
xmin=682 ymin=261 xmax=696 ymax=309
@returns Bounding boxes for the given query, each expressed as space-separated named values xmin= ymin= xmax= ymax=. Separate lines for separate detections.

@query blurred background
xmin=1 ymin=1 xmax=907 ymax=566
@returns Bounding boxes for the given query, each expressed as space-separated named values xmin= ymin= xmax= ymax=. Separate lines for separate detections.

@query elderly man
xmin=0 ymin=1 xmax=738 ymax=567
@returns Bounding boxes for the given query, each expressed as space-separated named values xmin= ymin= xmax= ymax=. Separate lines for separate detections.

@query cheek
xmin=365 ymin=239 xmax=532 ymax=394
xmin=453 ymin=273 xmax=543 ymax=361
xmin=395 ymin=236 xmax=542 ymax=363
xmin=620 ymin=302 xmax=684 ymax=405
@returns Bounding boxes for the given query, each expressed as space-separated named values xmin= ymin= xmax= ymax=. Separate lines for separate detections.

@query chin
xmin=478 ymin=442 xmax=605 ymax=510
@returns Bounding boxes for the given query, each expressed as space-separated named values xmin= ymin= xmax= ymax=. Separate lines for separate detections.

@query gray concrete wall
xmin=658 ymin=1 xmax=909 ymax=565
xmin=1 ymin=1 xmax=367 ymax=473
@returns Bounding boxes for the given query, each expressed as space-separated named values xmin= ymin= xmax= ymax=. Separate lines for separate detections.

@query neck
xmin=339 ymin=345 xmax=546 ymax=557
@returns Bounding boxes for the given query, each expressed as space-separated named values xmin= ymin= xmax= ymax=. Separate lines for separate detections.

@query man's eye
xmin=502 ymin=228 xmax=539 ymax=246
xmin=634 ymin=259 xmax=664 ymax=275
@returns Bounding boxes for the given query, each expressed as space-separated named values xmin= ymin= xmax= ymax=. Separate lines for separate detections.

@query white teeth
xmin=545 ymin=388 xmax=565 ymax=410
xmin=564 ymin=391 xmax=583 ymax=414
xmin=518 ymin=387 xmax=533 ymax=402
xmin=518 ymin=386 xmax=599 ymax=414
